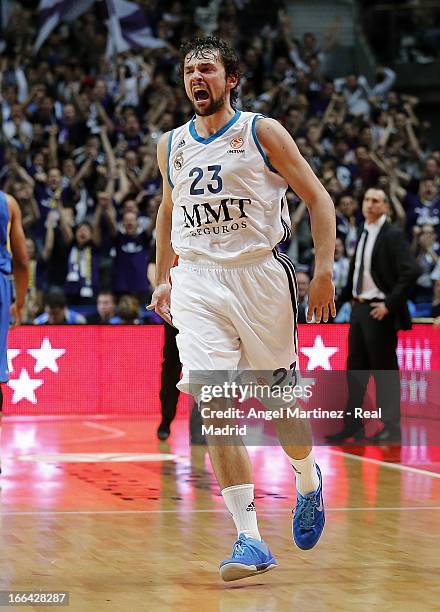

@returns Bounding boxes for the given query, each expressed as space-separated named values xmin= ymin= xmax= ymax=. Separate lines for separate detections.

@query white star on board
xmin=27 ymin=337 xmax=65 ymax=373
xmin=8 ymin=368 xmax=44 ymax=404
xmin=300 ymin=335 xmax=338 ymax=371
xmin=7 ymin=349 xmax=20 ymax=373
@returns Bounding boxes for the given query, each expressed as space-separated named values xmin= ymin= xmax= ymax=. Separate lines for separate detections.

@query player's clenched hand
xmin=307 ymin=273 xmax=336 ymax=323
xmin=148 ymin=282 xmax=172 ymax=325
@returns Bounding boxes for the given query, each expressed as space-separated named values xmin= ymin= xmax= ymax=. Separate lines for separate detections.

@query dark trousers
xmin=159 ymin=322 xmax=181 ymax=428
xmin=345 ymin=302 xmax=400 ymax=431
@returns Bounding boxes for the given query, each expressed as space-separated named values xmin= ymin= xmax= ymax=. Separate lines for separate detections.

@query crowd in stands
xmin=1 ymin=0 xmax=439 ymax=325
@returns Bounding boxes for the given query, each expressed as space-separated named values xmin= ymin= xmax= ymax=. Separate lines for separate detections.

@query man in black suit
xmin=157 ymin=321 xmax=207 ymax=445
xmin=327 ymin=188 xmax=420 ymax=443
xmin=157 ymin=322 xmax=181 ymax=440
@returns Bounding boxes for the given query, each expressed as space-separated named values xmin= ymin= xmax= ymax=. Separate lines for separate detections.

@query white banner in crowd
xmin=33 ymin=0 xmax=95 ymax=52
xmin=33 ymin=0 xmax=166 ymax=55
xmin=105 ymin=0 xmax=166 ymax=57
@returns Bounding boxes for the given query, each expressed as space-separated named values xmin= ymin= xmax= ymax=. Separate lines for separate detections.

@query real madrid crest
xmin=174 ymin=152 xmax=184 ymax=171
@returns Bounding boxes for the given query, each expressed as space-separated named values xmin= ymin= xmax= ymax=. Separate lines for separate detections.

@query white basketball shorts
xmin=170 ymin=251 xmax=298 ymax=395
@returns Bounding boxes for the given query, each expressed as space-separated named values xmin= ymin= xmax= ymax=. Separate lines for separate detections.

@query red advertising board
xmin=3 ymin=324 xmax=440 ymax=417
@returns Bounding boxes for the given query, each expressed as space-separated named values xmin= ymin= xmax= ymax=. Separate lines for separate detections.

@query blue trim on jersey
xmin=189 ymin=109 xmax=241 ymax=144
xmin=167 ymin=130 xmax=175 ymax=188
xmin=251 ymin=115 xmax=278 ymax=173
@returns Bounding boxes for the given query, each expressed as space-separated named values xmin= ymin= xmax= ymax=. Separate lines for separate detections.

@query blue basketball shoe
xmin=219 ymin=533 xmax=277 ymax=582
xmin=292 ymin=464 xmax=325 ymax=550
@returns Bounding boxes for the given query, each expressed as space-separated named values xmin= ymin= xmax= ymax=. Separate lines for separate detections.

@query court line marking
xmin=327 ymin=448 xmax=440 ymax=479
xmin=81 ymin=421 xmax=127 ymax=442
xmin=47 ymin=421 xmax=128 ymax=446
xmin=2 ymin=507 xmax=440 ymax=516
xmin=12 ymin=452 xmax=178 ymax=462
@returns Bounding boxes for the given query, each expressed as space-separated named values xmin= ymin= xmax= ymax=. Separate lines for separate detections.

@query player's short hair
xmin=180 ymin=36 xmax=241 ymax=107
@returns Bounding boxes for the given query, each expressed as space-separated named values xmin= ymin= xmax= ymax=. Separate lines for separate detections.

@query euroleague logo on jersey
xmin=227 ymin=136 xmax=245 ymax=155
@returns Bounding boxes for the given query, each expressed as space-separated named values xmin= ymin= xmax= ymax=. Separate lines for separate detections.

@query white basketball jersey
xmin=167 ymin=110 xmax=290 ymax=262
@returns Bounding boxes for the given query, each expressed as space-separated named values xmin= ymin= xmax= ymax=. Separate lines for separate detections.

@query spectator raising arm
xmin=41 ymin=210 xmax=57 ymax=262
xmin=389 ymin=178 xmax=407 ymax=227
xmin=405 ymin=118 xmax=423 ymax=161
xmin=138 ymin=153 xmax=157 ymax=185
xmin=9 ymin=160 xmax=35 ymax=189
xmin=371 ymin=67 xmax=396 ymax=98
xmin=402 ymin=99 xmax=420 ymax=127
xmin=47 ymin=124 xmax=59 ymax=167
xmin=58 ymin=205 xmax=74 ymax=245
xmin=70 ymin=157 xmax=93 ymax=192
xmin=290 ymin=199 xmax=308 ymax=233
xmin=100 ymin=126 xmax=116 ymax=175
xmin=16 ymin=184 xmax=40 ymax=233
xmin=13 ymin=56 xmax=29 ymax=103
xmin=95 ymin=100 xmax=114 ymax=133
xmin=114 ymin=159 xmax=130 ymax=204
xmin=92 ymin=192 xmax=118 ymax=248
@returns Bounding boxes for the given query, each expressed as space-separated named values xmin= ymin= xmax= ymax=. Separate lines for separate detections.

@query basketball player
xmin=149 ymin=37 xmax=336 ymax=581
xmin=0 ymin=192 xmax=29 ymax=473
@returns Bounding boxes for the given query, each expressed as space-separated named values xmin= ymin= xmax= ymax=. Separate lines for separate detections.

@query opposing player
xmin=149 ymin=37 xmax=336 ymax=581
xmin=0 ymin=191 xmax=29 ymax=473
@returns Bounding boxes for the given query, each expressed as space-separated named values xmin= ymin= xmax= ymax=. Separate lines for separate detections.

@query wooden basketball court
xmin=1 ymin=416 xmax=440 ymax=611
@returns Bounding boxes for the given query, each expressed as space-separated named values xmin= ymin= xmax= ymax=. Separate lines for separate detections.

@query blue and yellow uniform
xmin=0 ymin=191 xmax=12 ymax=382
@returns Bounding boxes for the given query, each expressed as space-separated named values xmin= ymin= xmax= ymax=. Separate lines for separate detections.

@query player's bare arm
xmin=256 ymin=118 xmax=336 ymax=323
xmin=147 ymin=131 xmax=176 ymax=325
xmin=7 ymin=194 xmax=29 ymax=326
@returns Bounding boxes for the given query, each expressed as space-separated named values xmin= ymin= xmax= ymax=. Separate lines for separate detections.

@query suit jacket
xmin=340 ymin=221 xmax=420 ymax=330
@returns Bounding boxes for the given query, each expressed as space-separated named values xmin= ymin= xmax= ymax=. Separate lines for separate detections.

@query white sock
xmin=221 ymin=484 xmax=261 ymax=541
xmin=289 ymin=450 xmax=319 ymax=495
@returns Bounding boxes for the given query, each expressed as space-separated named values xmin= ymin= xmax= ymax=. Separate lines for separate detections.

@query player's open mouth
xmin=193 ymin=89 xmax=210 ymax=102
